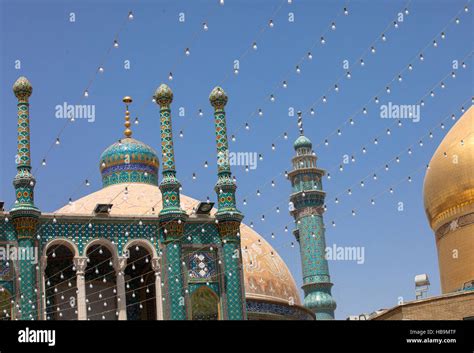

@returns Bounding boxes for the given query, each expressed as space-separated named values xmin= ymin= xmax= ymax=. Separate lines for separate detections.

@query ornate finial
xmin=209 ymin=86 xmax=228 ymax=109
xmin=154 ymin=84 xmax=173 ymax=107
xmin=297 ymin=111 xmax=304 ymax=136
xmin=13 ymin=76 xmax=33 ymax=100
xmin=123 ymin=96 xmax=133 ymax=138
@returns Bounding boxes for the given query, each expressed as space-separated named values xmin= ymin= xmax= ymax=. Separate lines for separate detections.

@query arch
xmin=190 ymin=286 xmax=220 ymax=320
xmin=122 ymin=239 xmax=158 ymax=259
xmin=0 ymin=287 xmax=13 ymax=320
xmin=83 ymin=238 xmax=117 ymax=258
xmin=43 ymin=238 xmax=79 ymax=258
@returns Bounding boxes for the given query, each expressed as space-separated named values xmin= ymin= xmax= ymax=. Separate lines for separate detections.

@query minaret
xmin=288 ymin=112 xmax=336 ymax=320
xmin=154 ymin=84 xmax=188 ymax=320
xmin=209 ymin=87 xmax=246 ymax=320
xmin=11 ymin=76 xmax=41 ymax=320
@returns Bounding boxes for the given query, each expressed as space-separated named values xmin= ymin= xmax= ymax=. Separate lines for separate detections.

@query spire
xmin=209 ymin=86 xmax=246 ymax=320
xmin=11 ymin=76 xmax=39 ymax=213
xmin=297 ymin=110 xmax=304 ymax=136
xmin=154 ymin=84 xmax=176 ymax=173
xmin=288 ymin=119 xmax=336 ymax=320
xmin=123 ymin=96 xmax=133 ymax=138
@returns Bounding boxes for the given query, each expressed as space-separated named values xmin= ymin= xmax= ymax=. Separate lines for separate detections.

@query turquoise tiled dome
xmin=294 ymin=135 xmax=312 ymax=150
xmin=99 ymin=137 xmax=159 ymax=187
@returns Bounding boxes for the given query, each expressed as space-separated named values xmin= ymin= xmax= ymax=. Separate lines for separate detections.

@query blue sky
xmin=1 ymin=0 xmax=472 ymax=319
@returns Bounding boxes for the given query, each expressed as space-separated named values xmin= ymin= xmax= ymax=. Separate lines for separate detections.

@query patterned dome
xmin=294 ymin=135 xmax=312 ymax=149
xmin=99 ymin=138 xmax=159 ymax=187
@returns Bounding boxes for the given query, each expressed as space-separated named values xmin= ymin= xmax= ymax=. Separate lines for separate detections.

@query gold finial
xmin=123 ymin=96 xmax=133 ymax=138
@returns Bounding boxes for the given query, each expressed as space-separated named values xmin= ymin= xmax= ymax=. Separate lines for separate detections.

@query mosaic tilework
xmin=188 ymin=282 xmax=219 ymax=296
xmin=222 ymin=241 xmax=245 ymax=320
xmin=289 ymin=139 xmax=336 ymax=319
xmin=164 ymin=241 xmax=186 ymax=320
xmin=246 ymin=300 xmax=314 ymax=320
xmin=188 ymin=252 xmax=216 ymax=280
xmin=99 ymin=138 xmax=159 ymax=187
xmin=17 ymin=238 xmax=37 ymax=320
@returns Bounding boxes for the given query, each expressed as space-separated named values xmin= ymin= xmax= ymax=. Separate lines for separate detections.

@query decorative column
xmin=151 ymin=257 xmax=163 ymax=320
xmin=11 ymin=76 xmax=41 ymax=320
xmin=288 ymin=112 xmax=336 ymax=320
xmin=73 ymin=256 xmax=88 ymax=320
xmin=153 ymin=84 xmax=188 ymax=320
xmin=209 ymin=87 xmax=246 ymax=320
xmin=115 ymin=256 xmax=127 ymax=320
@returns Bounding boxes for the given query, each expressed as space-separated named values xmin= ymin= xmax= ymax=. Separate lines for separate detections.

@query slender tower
xmin=288 ymin=112 xmax=336 ymax=320
xmin=209 ymin=87 xmax=246 ymax=320
xmin=154 ymin=84 xmax=188 ymax=320
xmin=11 ymin=76 xmax=41 ymax=320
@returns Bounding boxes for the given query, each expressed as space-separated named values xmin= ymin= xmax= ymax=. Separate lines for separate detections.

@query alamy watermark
xmin=380 ymin=102 xmax=420 ymax=123
xmin=325 ymin=244 xmax=365 ymax=264
xmin=55 ymin=102 xmax=95 ymax=122
xmin=218 ymin=150 xmax=258 ymax=170
xmin=0 ymin=245 xmax=38 ymax=264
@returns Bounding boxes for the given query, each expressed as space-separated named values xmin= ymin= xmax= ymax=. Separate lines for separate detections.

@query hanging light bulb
xmin=371 ymin=199 xmax=375 ymax=205
xmin=252 ymin=42 xmax=257 ymax=50
xmin=245 ymin=122 xmax=250 ymax=130
xmin=55 ymin=138 xmax=60 ymax=145
xmin=168 ymin=72 xmax=173 ymax=81
xmin=408 ymin=64 xmax=413 ymax=71
xmin=324 ymin=139 xmax=329 ymax=146
xmin=282 ymin=80 xmax=288 ymax=88
xmin=204 ymin=161 xmax=208 ymax=168
xmin=371 ymin=46 xmax=376 ymax=54
xmin=269 ymin=19 xmax=274 ymax=28
xmin=296 ymin=65 xmax=301 ymax=74
xmin=258 ymin=108 xmax=263 ymax=116
xmin=381 ymin=34 xmax=386 ymax=41
xmin=185 ymin=48 xmax=190 ymax=56
xmin=113 ymin=40 xmax=119 ymax=48
xmin=284 ymin=132 xmax=288 ymax=139
xmin=419 ymin=53 xmax=424 ymax=61
xmin=393 ymin=21 xmax=399 ymax=28
xmin=398 ymin=75 xmax=403 ymax=82
xmin=386 ymin=86 xmax=391 ymax=94
xmin=310 ymin=108 xmax=315 ymax=115
xmin=270 ymin=94 xmax=275 ymax=102
xmin=307 ymin=52 xmax=313 ymax=60
xmin=360 ymin=59 xmax=365 ymax=66
xmin=84 ymin=90 xmax=89 ymax=97
xmin=374 ymin=97 xmax=379 ymax=104
xmin=346 ymin=71 xmax=351 ymax=79
xmin=320 ymin=37 xmax=326 ymax=44
xmin=271 ymin=143 xmax=276 ymax=150
xmin=334 ymin=84 xmax=339 ymax=92
xmin=203 ymin=22 xmax=209 ymax=31
xmin=441 ymin=32 xmax=446 ymax=39
xmin=362 ymin=107 xmax=367 ymax=114
xmin=128 ymin=11 xmax=134 ymax=20
xmin=455 ymin=18 xmax=460 ymax=24
xmin=322 ymin=96 xmax=327 ymax=103
xmin=179 ymin=130 xmax=184 ymax=138
xmin=234 ymin=68 xmax=239 ymax=75
xmin=42 ymin=159 xmax=46 ymax=166
xmin=433 ymin=40 xmax=438 ymax=47
xmin=343 ymin=7 xmax=349 ymax=15
xmin=98 ymin=66 xmax=104 ymax=73
xmin=85 ymin=179 xmax=90 ymax=186
xmin=373 ymin=174 xmax=377 ymax=180
xmin=231 ymin=135 xmax=236 ymax=142
xmin=331 ymin=22 xmax=336 ymax=30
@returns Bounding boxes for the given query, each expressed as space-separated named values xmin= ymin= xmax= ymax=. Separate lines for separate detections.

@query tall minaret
xmin=11 ymin=76 xmax=41 ymax=320
xmin=209 ymin=87 xmax=246 ymax=320
xmin=288 ymin=112 xmax=336 ymax=320
xmin=154 ymin=84 xmax=188 ymax=320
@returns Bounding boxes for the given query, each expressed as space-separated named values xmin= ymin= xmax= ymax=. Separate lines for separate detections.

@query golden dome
xmin=423 ymin=106 xmax=474 ymax=230
xmin=54 ymin=183 xmax=301 ymax=305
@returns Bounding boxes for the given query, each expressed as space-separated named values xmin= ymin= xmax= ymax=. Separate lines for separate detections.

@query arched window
xmin=190 ymin=286 xmax=220 ymax=320
xmin=0 ymin=288 xmax=13 ymax=320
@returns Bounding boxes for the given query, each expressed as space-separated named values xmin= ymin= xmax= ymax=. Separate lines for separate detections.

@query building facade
xmin=0 ymin=77 xmax=316 ymax=320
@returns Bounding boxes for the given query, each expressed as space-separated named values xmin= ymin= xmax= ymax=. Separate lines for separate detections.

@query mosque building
xmin=0 ymin=76 xmax=336 ymax=320
xmin=370 ymin=106 xmax=474 ymax=320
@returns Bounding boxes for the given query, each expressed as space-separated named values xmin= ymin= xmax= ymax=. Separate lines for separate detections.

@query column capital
xmin=114 ymin=256 xmax=128 ymax=274
xmin=151 ymin=257 xmax=161 ymax=272
xmin=73 ymin=256 xmax=88 ymax=275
